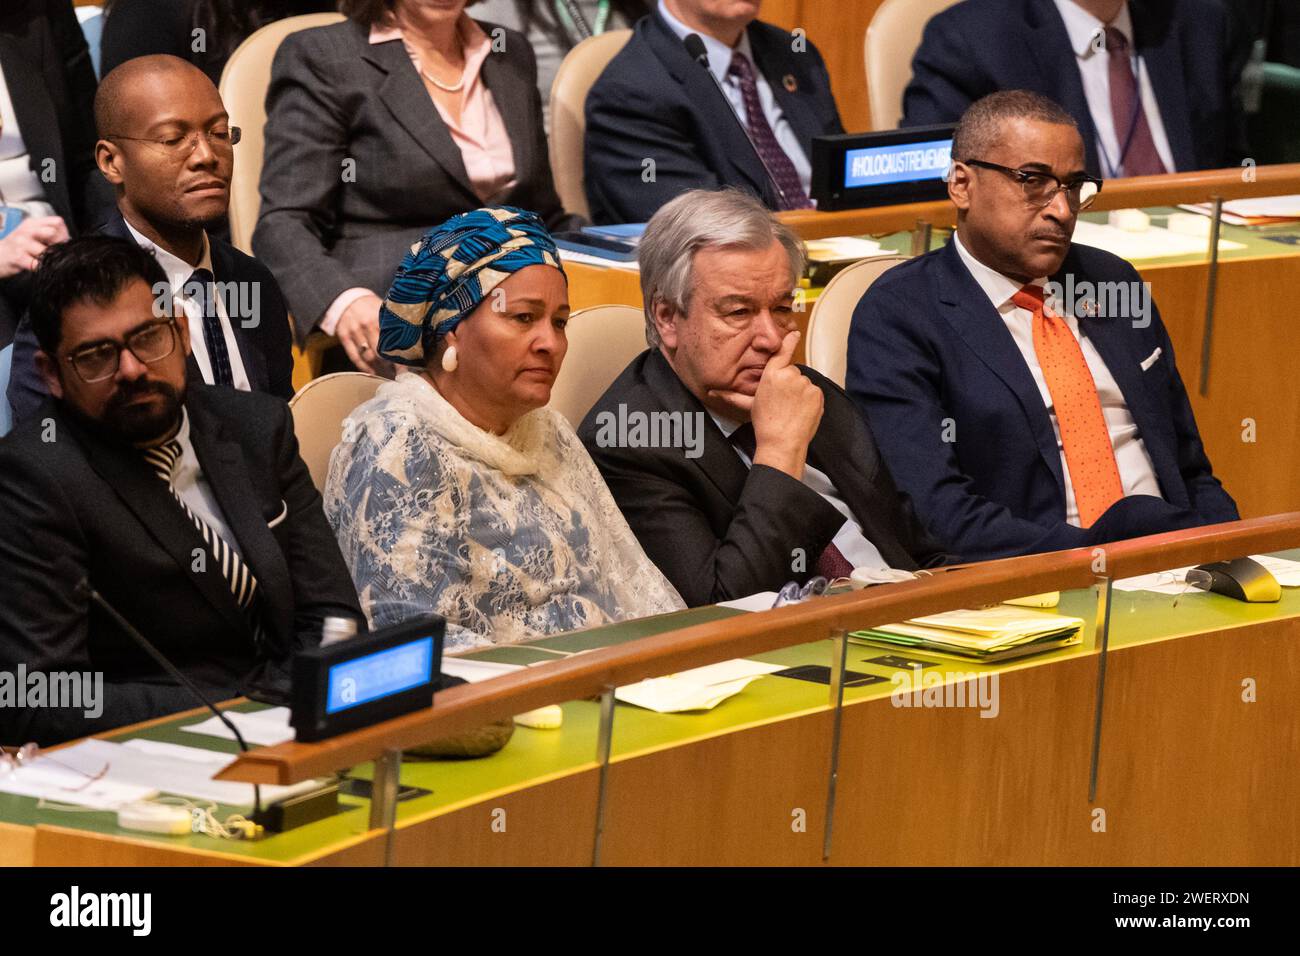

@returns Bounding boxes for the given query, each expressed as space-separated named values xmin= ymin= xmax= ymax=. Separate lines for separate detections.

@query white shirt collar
xmin=657 ymin=0 xmax=753 ymax=82
xmin=1053 ymin=0 xmax=1133 ymax=59
xmin=122 ymin=218 xmax=213 ymax=291
xmin=951 ymin=231 xmax=1048 ymax=312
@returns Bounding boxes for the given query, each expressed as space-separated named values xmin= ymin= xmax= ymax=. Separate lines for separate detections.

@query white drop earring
xmin=441 ymin=345 xmax=458 ymax=372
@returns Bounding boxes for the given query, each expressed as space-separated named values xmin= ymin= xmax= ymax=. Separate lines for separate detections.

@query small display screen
xmin=843 ymin=139 xmax=953 ymax=189
xmin=326 ymin=636 xmax=435 ymax=714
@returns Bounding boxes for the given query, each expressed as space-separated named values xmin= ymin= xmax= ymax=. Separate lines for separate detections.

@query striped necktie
xmin=141 ymin=439 xmax=259 ymax=610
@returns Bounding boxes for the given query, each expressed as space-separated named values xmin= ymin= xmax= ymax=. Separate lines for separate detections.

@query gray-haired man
xmin=578 ymin=189 xmax=946 ymax=607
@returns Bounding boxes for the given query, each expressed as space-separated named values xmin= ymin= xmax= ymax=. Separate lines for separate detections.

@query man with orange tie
xmin=847 ymin=91 xmax=1237 ymax=563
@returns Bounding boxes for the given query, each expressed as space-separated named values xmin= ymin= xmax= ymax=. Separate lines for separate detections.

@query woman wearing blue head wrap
xmin=324 ymin=208 xmax=683 ymax=651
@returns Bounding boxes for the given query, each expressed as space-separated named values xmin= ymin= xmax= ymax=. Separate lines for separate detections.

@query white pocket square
xmin=266 ymin=500 xmax=289 ymax=529
xmin=1140 ymin=347 xmax=1163 ymax=371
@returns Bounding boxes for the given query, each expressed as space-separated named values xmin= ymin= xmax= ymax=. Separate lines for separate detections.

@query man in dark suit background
xmin=583 ymin=0 xmax=843 ymax=224
xmin=0 ymin=236 xmax=362 ymax=745
xmin=580 ymin=189 xmax=944 ymax=607
xmin=0 ymin=0 xmax=116 ymax=345
xmin=901 ymin=0 xmax=1250 ymax=177
xmin=849 ymin=91 xmax=1237 ymax=564
xmin=7 ymin=55 xmax=295 ymax=422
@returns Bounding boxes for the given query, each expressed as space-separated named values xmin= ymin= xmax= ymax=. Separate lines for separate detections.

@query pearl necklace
xmin=420 ymin=64 xmax=466 ymax=93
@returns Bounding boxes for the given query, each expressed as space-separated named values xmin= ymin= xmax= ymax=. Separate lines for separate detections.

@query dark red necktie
xmin=1104 ymin=27 xmax=1167 ymax=176
xmin=728 ymin=423 xmax=855 ymax=579
xmin=725 ymin=52 xmax=813 ymax=210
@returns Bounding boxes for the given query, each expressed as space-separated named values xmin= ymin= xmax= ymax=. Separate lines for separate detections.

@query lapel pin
xmin=1078 ymin=298 xmax=1099 ymax=318
xmin=782 ymin=74 xmax=798 ymax=93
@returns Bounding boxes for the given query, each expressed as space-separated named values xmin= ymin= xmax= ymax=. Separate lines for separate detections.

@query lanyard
xmin=554 ymin=0 xmax=611 ymax=42
xmin=1095 ymin=46 xmax=1146 ymax=179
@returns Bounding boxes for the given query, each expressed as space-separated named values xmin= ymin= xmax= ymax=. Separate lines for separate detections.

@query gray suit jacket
xmin=252 ymin=18 xmax=579 ymax=340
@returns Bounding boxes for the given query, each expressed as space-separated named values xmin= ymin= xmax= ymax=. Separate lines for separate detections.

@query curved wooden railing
xmin=778 ymin=163 xmax=1300 ymax=240
xmin=215 ymin=513 xmax=1300 ymax=784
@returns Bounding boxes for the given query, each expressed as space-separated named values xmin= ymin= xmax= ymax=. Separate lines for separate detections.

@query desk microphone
xmin=76 ymin=578 xmax=261 ymax=813
xmin=682 ymin=33 xmax=790 ymax=209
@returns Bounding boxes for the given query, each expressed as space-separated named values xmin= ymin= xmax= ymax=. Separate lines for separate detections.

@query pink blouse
xmin=370 ymin=15 xmax=517 ymax=203
xmin=322 ymin=15 xmax=520 ymax=336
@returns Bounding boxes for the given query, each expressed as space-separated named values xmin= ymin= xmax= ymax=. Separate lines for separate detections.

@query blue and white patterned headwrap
xmin=378 ymin=206 xmax=565 ymax=367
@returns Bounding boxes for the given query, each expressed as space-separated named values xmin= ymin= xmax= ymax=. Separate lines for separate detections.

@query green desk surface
xmin=5 ymin=549 xmax=1300 ymax=863
xmin=866 ymin=207 xmax=1300 ymax=267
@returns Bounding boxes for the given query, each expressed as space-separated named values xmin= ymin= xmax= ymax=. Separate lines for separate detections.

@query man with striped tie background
xmin=0 ymin=236 xmax=362 ymax=745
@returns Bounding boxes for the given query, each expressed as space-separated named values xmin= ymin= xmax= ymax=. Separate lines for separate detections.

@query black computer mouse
xmin=1186 ymin=557 xmax=1282 ymax=603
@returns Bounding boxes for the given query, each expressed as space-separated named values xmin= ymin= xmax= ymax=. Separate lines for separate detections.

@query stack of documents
xmin=850 ymin=606 xmax=1084 ymax=662
xmin=1178 ymin=196 xmax=1300 ymax=226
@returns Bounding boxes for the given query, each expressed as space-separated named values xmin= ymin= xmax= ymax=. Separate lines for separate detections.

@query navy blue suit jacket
xmin=900 ymin=0 xmax=1249 ymax=176
xmin=583 ymin=12 xmax=843 ymax=224
xmin=6 ymin=213 xmax=295 ymax=423
xmin=846 ymin=239 xmax=1238 ymax=562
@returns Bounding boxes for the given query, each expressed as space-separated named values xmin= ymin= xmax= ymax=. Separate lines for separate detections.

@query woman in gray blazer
xmin=252 ymin=0 xmax=580 ymax=373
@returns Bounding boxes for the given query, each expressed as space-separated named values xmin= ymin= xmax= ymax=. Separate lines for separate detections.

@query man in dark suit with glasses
xmin=848 ymin=91 xmax=1237 ymax=564
xmin=0 ymin=236 xmax=361 ymax=745
xmin=6 ymin=54 xmax=294 ymax=423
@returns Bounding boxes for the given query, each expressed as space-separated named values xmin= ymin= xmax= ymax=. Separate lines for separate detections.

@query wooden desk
xmin=7 ymin=517 xmax=1299 ymax=866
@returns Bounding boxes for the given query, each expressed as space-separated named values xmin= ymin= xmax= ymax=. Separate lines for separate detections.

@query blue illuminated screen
xmin=843 ymin=139 xmax=952 ymax=189
xmin=326 ymin=636 xmax=435 ymax=714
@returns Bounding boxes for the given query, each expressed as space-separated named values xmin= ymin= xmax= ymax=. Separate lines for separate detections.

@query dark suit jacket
xmin=583 ymin=12 xmax=843 ymax=224
xmin=846 ymin=238 xmax=1239 ymax=563
xmin=252 ymin=18 xmax=580 ymax=339
xmin=0 ymin=0 xmax=115 ymax=344
xmin=578 ymin=349 xmax=946 ymax=607
xmin=0 ymin=384 xmax=363 ymax=745
xmin=900 ymin=0 xmax=1250 ymax=176
xmin=5 ymin=213 xmax=295 ymax=424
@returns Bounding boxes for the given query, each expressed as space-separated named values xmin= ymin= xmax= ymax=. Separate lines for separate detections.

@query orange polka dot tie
xmin=1012 ymin=284 xmax=1124 ymax=527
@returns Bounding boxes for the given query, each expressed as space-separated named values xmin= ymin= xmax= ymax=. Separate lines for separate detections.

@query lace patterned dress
xmin=324 ymin=373 xmax=684 ymax=652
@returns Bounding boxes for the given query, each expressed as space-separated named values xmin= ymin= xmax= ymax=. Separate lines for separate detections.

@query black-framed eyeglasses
xmin=105 ymin=126 xmax=241 ymax=159
xmin=63 ymin=319 xmax=179 ymax=383
xmin=963 ymin=159 xmax=1103 ymax=210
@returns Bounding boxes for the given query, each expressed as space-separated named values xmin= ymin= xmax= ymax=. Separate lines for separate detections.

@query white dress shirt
xmin=124 ymin=219 xmax=251 ymax=391
xmin=164 ymin=409 xmax=244 ymax=559
xmin=657 ymin=0 xmax=812 ymax=196
xmin=709 ymin=411 xmax=889 ymax=571
xmin=952 ymin=232 xmax=1162 ymax=526
xmin=0 ymin=63 xmax=56 ymax=216
xmin=1052 ymin=0 xmax=1176 ymax=176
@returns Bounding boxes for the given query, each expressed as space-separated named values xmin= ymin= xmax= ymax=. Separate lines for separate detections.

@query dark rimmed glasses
xmin=963 ymin=159 xmax=1103 ymax=210
xmin=63 ymin=318 xmax=179 ymax=384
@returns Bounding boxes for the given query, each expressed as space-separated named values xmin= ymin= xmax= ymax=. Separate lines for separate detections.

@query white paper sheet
xmin=0 ymin=758 xmax=156 ymax=810
xmin=1114 ymin=554 xmax=1300 ymax=593
xmin=180 ymin=706 xmax=294 ymax=746
xmin=615 ymin=659 xmax=784 ymax=713
xmin=1073 ymin=220 xmax=1245 ymax=260
xmin=717 ymin=592 xmax=779 ymax=612
xmin=557 ymin=249 xmax=640 ymax=271
xmin=440 ymin=658 xmax=526 ymax=683
xmin=49 ymin=738 xmax=324 ymax=807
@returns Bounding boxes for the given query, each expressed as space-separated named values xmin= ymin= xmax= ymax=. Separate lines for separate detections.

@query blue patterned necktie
xmin=726 ymin=51 xmax=812 ymax=211
xmin=185 ymin=268 xmax=234 ymax=387
xmin=141 ymin=440 xmax=259 ymax=610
